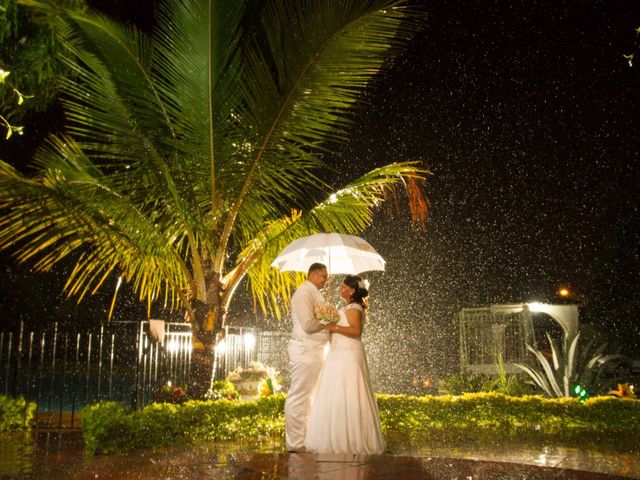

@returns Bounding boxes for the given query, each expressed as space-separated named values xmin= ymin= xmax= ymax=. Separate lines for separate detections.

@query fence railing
xmin=0 ymin=321 xmax=192 ymax=428
xmin=212 ymin=326 xmax=289 ymax=382
xmin=1 ymin=321 xmax=290 ymax=428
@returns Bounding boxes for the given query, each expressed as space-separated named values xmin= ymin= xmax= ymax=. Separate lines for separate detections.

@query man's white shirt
xmin=290 ymin=280 xmax=329 ymax=346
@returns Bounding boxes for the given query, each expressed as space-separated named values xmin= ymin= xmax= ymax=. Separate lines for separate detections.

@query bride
xmin=305 ymin=274 xmax=386 ymax=455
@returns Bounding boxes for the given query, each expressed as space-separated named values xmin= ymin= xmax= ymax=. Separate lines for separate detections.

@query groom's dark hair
xmin=308 ymin=262 xmax=326 ymax=275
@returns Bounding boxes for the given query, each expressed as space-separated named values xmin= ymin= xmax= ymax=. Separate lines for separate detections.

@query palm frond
xmin=152 ymin=0 xmax=248 ymax=213
xmin=237 ymin=161 xmax=428 ymax=319
xmin=4 ymin=0 xmax=429 ymax=339
xmin=0 ymin=138 xmax=191 ymax=310
xmin=216 ymin=0 xmax=426 ymax=270
xmin=253 ymin=0 xmax=424 ymax=145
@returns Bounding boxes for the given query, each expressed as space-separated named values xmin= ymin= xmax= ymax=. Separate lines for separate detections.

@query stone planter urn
xmin=234 ymin=380 xmax=261 ymax=401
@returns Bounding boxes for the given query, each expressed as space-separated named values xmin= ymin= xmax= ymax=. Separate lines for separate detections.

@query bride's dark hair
xmin=344 ymin=275 xmax=369 ymax=311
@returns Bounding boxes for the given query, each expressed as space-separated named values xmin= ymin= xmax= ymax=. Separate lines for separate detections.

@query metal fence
xmin=212 ymin=326 xmax=290 ymax=383
xmin=0 ymin=321 xmax=289 ymax=428
xmin=0 ymin=321 xmax=192 ymax=428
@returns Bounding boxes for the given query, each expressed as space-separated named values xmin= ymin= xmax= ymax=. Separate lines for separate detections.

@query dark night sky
xmin=1 ymin=0 xmax=639 ymax=387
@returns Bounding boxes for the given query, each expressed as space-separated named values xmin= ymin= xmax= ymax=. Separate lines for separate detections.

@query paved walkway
xmin=1 ymin=431 xmax=638 ymax=479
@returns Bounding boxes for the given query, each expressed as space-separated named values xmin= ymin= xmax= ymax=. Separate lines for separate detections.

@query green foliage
xmin=377 ymin=393 xmax=640 ymax=445
xmin=0 ymin=0 xmax=430 ymax=361
xmin=154 ymin=383 xmax=189 ymax=404
xmin=484 ymin=354 xmax=535 ymax=396
xmin=205 ymin=380 xmax=239 ymax=401
xmin=81 ymin=401 xmax=137 ymax=454
xmin=438 ymin=372 xmax=491 ymax=395
xmin=439 ymin=357 xmax=534 ymax=396
xmin=515 ymin=331 xmax=621 ymax=397
xmin=0 ymin=395 xmax=37 ymax=431
xmin=0 ymin=0 xmax=86 ymax=123
xmin=82 ymin=395 xmax=286 ymax=454
xmin=82 ymin=393 xmax=640 ymax=454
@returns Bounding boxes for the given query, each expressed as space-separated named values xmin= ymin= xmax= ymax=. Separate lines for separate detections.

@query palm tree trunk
xmin=187 ymin=276 xmax=228 ymax=395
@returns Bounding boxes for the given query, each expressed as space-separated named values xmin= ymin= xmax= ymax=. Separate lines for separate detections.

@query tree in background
xmin=0 ymin=0 xmax=86 ymax=138
xmin=0 ymin=0 xmax=429 ymax=383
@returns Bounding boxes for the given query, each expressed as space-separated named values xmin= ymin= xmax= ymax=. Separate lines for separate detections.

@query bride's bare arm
xmin=325 ymin=308 xmax=362 ymax=337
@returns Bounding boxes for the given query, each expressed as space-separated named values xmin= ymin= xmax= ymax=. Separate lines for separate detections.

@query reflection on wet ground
xmin=1 ymin=430 xmax=638 ymax=479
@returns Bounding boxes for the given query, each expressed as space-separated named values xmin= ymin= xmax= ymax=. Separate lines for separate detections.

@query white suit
xmin=285 ymin=280 xmax=329 ymax=451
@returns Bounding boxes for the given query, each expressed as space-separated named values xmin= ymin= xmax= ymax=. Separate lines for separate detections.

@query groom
xmin=285 ymin=262 xmax=330 ymax=453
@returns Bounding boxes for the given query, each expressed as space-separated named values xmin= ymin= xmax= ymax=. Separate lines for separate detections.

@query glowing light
xmin=215 ymin=339 xmax=227 ymax=354
xmin=573 ymin=384 xmax=589 ymax=403
xmin=558 ymin=288 xmax=570 ymax=297
xmin=243 ymin=332 xmax=256 ymax=349
xmin=329 ymin=193 xmax=338 ymax=203
xmin=168 ymin=339 xmax=179 ymax=353
xmin=527 ymin=302 xmax=545 ymax=312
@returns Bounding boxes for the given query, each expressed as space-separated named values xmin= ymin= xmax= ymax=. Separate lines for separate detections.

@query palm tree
xmin=0 ymin=0 xmax=429 ymax=382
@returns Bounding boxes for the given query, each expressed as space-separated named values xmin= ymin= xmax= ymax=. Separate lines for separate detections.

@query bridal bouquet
xmin=314 ymin=303 xmax=339 ymax=324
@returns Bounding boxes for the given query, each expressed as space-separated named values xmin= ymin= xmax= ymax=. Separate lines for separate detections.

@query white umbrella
xmin=271 ymin=232 xmax=385 ymax=274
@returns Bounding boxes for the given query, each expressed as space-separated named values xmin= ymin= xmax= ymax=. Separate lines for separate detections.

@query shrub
xmin=82 ymin=394 xmax=286 ymax=454
xmin=205 ymin=380 xmax=239 ymax=401
xmin=438 ymin=373 xmax=491 ymax=394
xmin=81 ymin=393 xmax=640 ymax=454
xmin=377 ymin=393 xmax=640 ymax=444
xmin=0 ymin=395 xmax=36 ymax=431
xmin=82 ymin=402 xmax=139 ymax=454
xmin=154 ymin=384 xmax=189 ymax=404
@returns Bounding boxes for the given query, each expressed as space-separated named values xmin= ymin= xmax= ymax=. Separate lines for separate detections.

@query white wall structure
xmin=457 ymin=303 xmax=579 ymax=375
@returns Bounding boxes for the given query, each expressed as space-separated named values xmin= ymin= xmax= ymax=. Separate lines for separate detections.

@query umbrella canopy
xmin=271 ymin=233 xmax=385 ymax=274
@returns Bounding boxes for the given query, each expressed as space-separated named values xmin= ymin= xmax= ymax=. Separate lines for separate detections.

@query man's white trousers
xmin=285 ymin=341 xmax=325 ymax=451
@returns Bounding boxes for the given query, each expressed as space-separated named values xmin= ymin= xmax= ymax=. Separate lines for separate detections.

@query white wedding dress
xmin=305 ymin=303 xmax=386 ymax=455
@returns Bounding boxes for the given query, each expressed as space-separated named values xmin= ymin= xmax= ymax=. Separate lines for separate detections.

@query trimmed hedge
xmin=82 ymin=393 xmax=640 ymax=454
xmin=0 ymin=395 xmax=37 ymax=431
xmin=377 ymin=393 xmax=640 ymax=443
xmin=82 ymin=394 xmax=286 ymax=455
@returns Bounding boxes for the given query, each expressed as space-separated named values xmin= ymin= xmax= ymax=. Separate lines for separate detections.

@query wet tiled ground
xmin=1 ymin=431 xmax=638 ymax=479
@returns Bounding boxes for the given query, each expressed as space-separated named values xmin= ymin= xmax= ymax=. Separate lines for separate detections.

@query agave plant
xmin=0 ymin=0 xmax=429 ymax=380
xmin=515 ymin=331 xmax=620 ymax=398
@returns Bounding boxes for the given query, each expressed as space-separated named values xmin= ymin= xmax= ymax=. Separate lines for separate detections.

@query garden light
xmin=573 ymin=384 xmax=589 ymax=403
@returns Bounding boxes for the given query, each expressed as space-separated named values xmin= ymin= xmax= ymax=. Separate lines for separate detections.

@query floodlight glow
xmin=243 ymin=332 xmax=256 ymax=349
xmin=215 ymin=339 xmax=227 ymax=354
xmin=527 ymin=302 xmax=545 ymax=312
